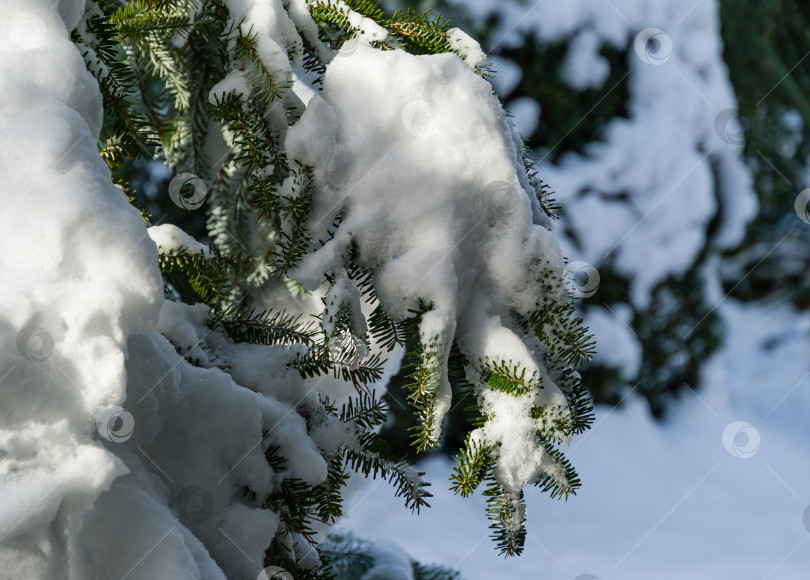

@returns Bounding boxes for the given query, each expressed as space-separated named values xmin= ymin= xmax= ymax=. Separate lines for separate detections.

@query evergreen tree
xmin=719 ymin=0 xmax=810 ymax=307
xmin=66 ymin=0 xmax=595 ymax=575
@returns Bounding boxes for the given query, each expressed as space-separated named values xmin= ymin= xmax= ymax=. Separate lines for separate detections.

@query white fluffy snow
xmin=286 ymin=43 xmax=577 ymax=485
xmin=447 ymin=28 xmax=486 ymax=70
xmin=209 ymin=70 xmax=251 ymax=104
xmin=148 ymin=223 xmax=211 ymax=256
xmin=0 ymin=2 xmax=323 ymax=578
xmin=0 ymin=0 xmax=161 ymax=575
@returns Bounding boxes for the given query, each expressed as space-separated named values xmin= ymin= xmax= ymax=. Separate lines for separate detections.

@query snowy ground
xmin=340 ymin=299 xmax=810 ymax=579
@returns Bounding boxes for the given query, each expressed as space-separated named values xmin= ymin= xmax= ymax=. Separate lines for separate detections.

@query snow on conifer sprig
xmin=282 ymin=33 xmax=595 ymax=551
xmin=307 ymin=0 xmax=491 ymax=74
xmin=73 ymin=0 xmax=595 ymax=568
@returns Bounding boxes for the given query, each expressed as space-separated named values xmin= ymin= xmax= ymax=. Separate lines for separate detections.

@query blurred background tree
xmin=719 ymin=0 xmax=810 ymax=307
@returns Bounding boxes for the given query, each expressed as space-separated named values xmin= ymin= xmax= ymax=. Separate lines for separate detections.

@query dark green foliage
xmin=500 ymin=36 xmax=630 ymax=159
xmin=402 ymin=332 xmax=445 ymax=452
xmin=117 ymin=178 xmax=152 ymax=222
xmin=527 ymin=301 xmax=596 ymax=368
xmin=259 ymin=387 xmax=431 ymax=576
xmin=339 ymin=391 xmax=387 ymax=429
xmin=344 ymin=429 xmax=433 ymax=511
xmin=634 ymin=269 xmax=723 ymax=418
xmin=230 ymin=26 xmax=289 ymax=102
xmin=274 ymin=171 xmax=315 ymax=275
xmin=449 ymin=434 xmax=491 ymax=497
xmin=76 ymin=17 xmax=157 ymax=171
xmin=308 ymin=1 xmax=492 ymax=75
xmin=479 ymin=358 xmax=540 ymax=396
xmin=445 ymin=343 xmax=479 ymax=421
xmin=78 ymin=0 xmax=227 ymax=175
xmin=526 ymin=265 xmax=597 ymax=368
xmin=343 ymin=0 xmax=387 ymax=23
xmin=483 ymin=482 xmax=527 ymax=557
xmin=531 ymin=441 xmax=580 ymax=499
xmin=367 ymin=303 xmax=408 ymax=350
xmin=158 ymin=247 xmax=244 ymax=307
xmin=217 ymin=307 xmax=319 ymax=346
xmin=387 ymin=9 xmax=454 ymax=55
xmin=543 ymin=354 xmax=594 ymax=436
xmin=311 ymin=455 xmax=350 ymax=524
xmin=290 ymin=348 xmax=386 ymax=386
xmin=328 ymin=391 xmax=433 ymax=512
xmin=262 ymin=449 xmax=332 ymax=579
xmin=524 ymin=147 xmax=562 ymax=220
xmin=719 ymin=0 xmax=810 ymax=307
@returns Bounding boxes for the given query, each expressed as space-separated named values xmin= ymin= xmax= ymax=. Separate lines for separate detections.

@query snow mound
xmin=0 ymin=2 xmax=323 ymax=578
